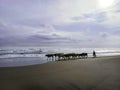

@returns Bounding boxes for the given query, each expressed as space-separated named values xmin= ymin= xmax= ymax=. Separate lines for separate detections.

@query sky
xmin=0 ymin=0 xmax=120 ymax=48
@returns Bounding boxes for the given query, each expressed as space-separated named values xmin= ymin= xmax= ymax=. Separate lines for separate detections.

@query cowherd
xmin=45 ymin=52 xmax=88 ymax=61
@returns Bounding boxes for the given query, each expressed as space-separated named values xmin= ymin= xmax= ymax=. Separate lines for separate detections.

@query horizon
xmin=0 ymin=0 xmax=120 ymax=48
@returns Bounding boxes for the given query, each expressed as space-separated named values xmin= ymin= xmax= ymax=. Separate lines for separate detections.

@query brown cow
xmin=45 ymin=54 xmax=54 ymax=61
xmin=54 ymin=53 xmax=64 ymax=60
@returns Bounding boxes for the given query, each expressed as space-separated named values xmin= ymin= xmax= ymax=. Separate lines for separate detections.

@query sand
xmin=0 ymin=56 xmax=120 ymax=90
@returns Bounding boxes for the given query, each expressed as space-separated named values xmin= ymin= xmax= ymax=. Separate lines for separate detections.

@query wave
xmin=0 ymin=47 xmax=120 ymax=58
xmin=0 ymin=48 xmax=43 ymax=55
xmin=0 ymin=47 xmax=120 ymax=67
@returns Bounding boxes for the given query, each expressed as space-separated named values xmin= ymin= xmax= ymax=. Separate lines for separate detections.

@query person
xmin=93 ymin=50 xmax=96 ymax=58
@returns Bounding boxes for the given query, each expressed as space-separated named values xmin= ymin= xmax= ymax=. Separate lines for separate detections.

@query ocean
xmin=0 ymin=47 xmax=120 ymax=67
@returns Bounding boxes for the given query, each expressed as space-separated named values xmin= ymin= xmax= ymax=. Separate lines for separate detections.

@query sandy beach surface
xmin=0 ymin=56 xmax=120 ymax=90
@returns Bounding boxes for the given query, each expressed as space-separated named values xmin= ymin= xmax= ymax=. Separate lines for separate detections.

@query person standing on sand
xmin=93 ymin=50 xmax=96 ymax=58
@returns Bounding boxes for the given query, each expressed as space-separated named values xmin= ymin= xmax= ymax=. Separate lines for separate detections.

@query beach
xmin=0 ymin=56 xmax=120 ymax=90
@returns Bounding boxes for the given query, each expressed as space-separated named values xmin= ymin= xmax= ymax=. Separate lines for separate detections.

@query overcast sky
xmin=0 ymin=0 xmax=120 ymax=47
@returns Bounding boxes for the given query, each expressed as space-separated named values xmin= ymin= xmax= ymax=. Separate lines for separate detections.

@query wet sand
xmin=0 ymin=56 xmax=120 ymax=90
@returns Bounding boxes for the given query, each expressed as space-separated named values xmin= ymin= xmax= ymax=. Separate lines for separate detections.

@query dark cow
xmin=54 ymin=53 xmax=64 ymax=60
xmin=80 ymin=53 xmax=88 ymax=58
xmin=45 ymin=54 xmax=54 ymax=61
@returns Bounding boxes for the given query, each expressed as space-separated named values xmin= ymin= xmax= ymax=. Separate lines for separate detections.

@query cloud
xmin=0 ymin=20 xmax=96 ymax=47
xmin=0 ymin=0 xmax=120 ymax=47
xmin=0 ymin=22 xmax=119 ymax=47
xmin=72 ymin=11 xmax=107 ymax=23
xmin=97 ymin=1 xmax=120 ymax=28
xmin=0 ymin=21 xmax=74 ymax=46
xmin=70 ymin=1 xmax=120 ymax=28
xmin=100 ymin=11 xmax=120 ymax=27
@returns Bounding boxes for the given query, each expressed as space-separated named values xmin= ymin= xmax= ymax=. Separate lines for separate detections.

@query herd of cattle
xmin=45 ymin=53 xmax=88 ymax=61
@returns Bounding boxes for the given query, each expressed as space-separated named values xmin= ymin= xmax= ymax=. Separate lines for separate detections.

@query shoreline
xmin=0 ymin=55 xmax=120 ymax=68
xmin=0 ymin=55 xmax=120 ymax=90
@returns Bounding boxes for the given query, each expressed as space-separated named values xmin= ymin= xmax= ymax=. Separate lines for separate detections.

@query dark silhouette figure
xmin=93 ymin=50 xmax=96 ymax=58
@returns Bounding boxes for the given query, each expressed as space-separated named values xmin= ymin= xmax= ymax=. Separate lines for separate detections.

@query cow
xmin=45 ymin=54 xmax=54 ymax=61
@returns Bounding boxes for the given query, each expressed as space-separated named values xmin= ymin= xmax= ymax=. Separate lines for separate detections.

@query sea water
xmin=0 ymin=47 xmax=120 ymax=67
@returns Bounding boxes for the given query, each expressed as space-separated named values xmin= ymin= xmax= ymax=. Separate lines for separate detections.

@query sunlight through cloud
xmin=98 ymin=0 xmax=115 ymax=8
